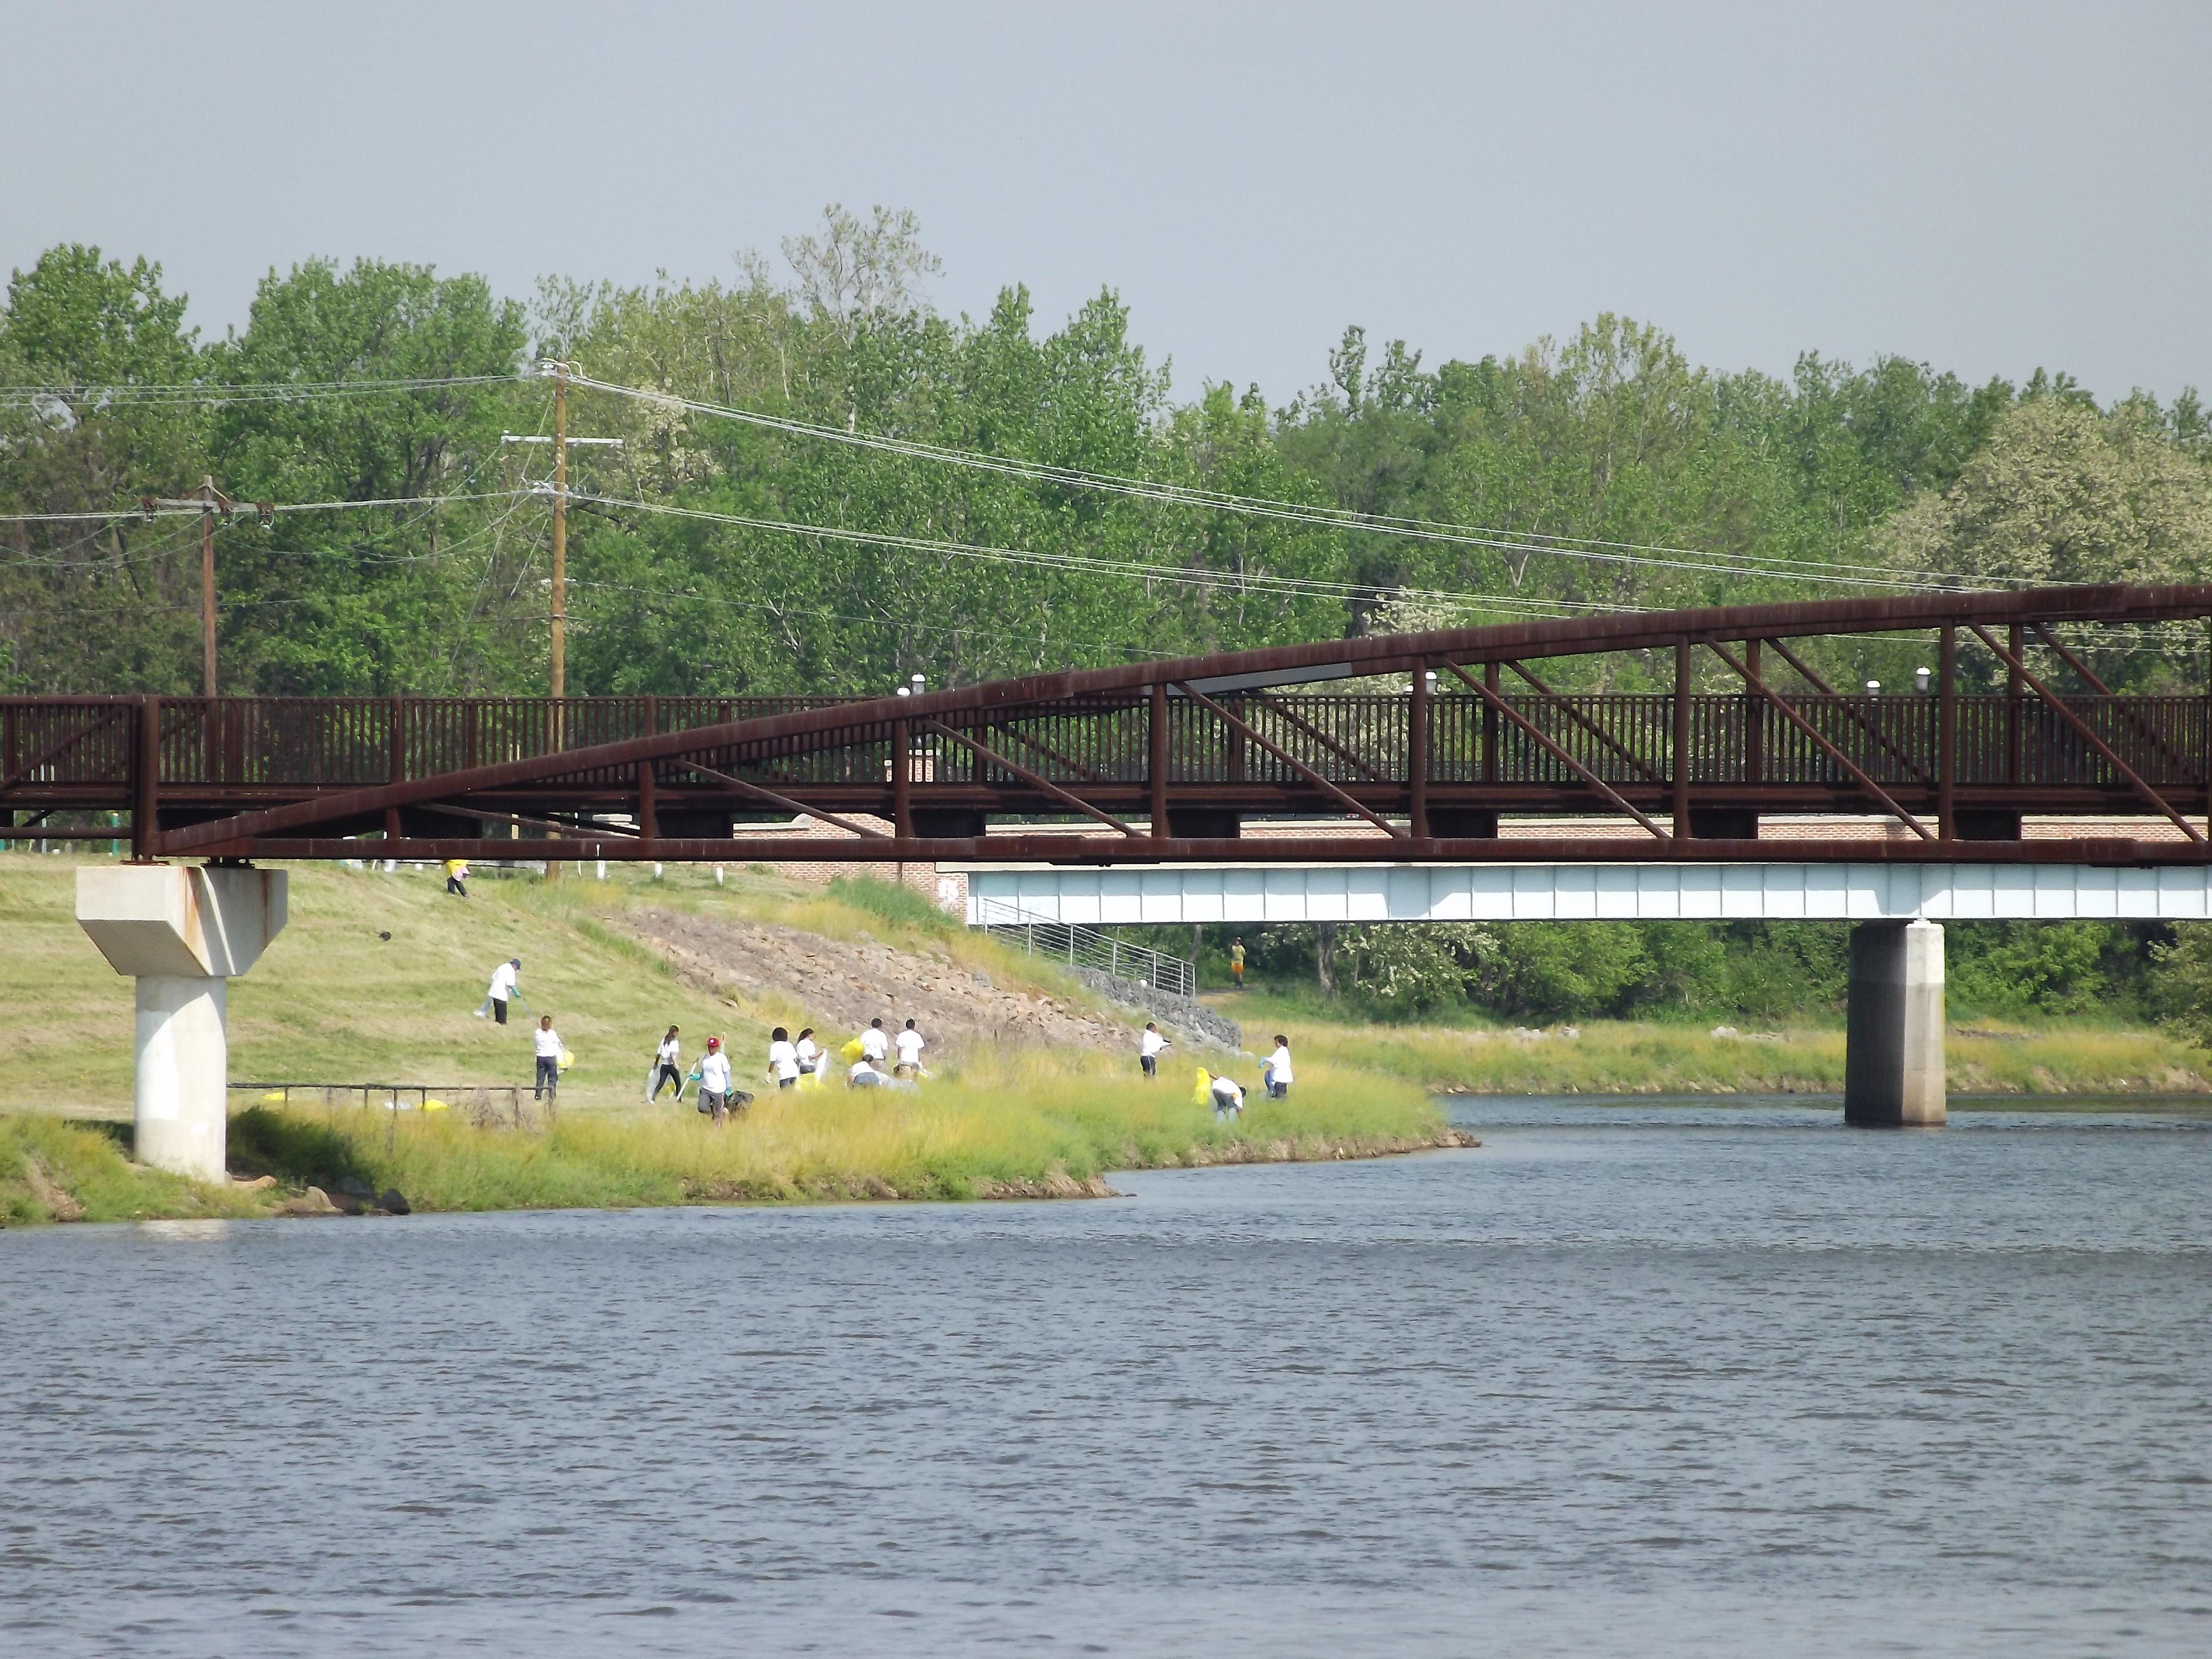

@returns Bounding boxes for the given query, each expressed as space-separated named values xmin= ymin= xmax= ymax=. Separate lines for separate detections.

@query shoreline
xmin=1 ymin=1108 xmax=1478 ymax=1229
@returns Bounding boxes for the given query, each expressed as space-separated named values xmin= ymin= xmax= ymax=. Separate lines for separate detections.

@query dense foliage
xmin=7 ymin=209 xmax=2212 ymax=1032
xmin=1199 ymin=918 xmax=2169 ymax=1027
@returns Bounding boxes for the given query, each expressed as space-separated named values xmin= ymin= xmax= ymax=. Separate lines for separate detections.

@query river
xmin=4 ymin=1097 xmax=2208 ymax=1656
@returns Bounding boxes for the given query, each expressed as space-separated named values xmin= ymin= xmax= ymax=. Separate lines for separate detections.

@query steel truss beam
xmin=13 ymin=582 xmax=2201 ymax=865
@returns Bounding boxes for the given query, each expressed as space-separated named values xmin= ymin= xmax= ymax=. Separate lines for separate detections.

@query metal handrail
xmin=969 ymin=896 xmax=1195 ymax=999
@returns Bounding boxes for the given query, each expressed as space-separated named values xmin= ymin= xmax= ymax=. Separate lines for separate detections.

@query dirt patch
xmin=21 ymin=1155 xmax=84 ymax=1222
xmin=621 ymin=908 xmax=1142 ymax=1059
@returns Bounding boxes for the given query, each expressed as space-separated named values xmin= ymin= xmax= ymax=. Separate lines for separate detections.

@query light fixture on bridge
xmin=1914 ymin=666 xmax=1931 ymax=694
xmin=1866 ymin=680 xmax=1881 ymax=695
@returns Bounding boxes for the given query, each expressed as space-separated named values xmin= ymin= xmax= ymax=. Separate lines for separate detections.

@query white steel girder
xmin=962 ymin=863 xmax=2212 ymax=926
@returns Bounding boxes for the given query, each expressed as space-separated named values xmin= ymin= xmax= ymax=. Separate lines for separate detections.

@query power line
xmin=566 ymin=372 xmax=2009 ymax=594
xmin=0 ymin=489 xmax=531 ymax=526
xmin=570 ymin=490 xmax=1622 ymax=620
xmin=0 ymin=373 xmax=522 ymax=407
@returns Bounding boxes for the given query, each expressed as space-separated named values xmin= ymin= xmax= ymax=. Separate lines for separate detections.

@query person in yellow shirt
xmin=444 ymin=857 xmax=470 ymax=898
xmin=1229 ymin=937 xmax=1245 ymax=987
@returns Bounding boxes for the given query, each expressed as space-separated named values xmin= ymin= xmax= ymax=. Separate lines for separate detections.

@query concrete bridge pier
xmin=1844 ymin=919 xmax=1945 ymax=1127
xmin=76 ymin=864 xmax=288 ymax=1180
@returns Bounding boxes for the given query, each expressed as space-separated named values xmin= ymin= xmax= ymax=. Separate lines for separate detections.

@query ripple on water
xmin=2 ymin=1100 xmax=2208 ymax=1656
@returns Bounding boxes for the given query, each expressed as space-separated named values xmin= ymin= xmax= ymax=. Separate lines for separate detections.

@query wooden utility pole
xmin=197 ymin=482 xmax=219 ymax=697
xmin=550 ymin=362 xmax=567 ymax=702
xmin=501 ymin=364 xmax=622 ymax=883
xmin=141 ymin=479 xmax=268 ymax=699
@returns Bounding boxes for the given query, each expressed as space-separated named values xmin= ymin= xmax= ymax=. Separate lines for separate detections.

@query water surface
xmin=3 ymin=1096 xmax=2208 ymax=1655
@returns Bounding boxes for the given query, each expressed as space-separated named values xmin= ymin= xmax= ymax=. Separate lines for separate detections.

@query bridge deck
xmin=9 ymin=585 xmax=2210 ymax=865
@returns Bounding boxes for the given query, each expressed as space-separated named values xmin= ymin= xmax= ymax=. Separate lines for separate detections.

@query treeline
xmin=14 ymin=211 xmax=2212 ymax=1036
xmin=7 ymin=206 xmax=2211 ymax=700
xmin=1186 ymin=919 xmax=2195 ymax=1029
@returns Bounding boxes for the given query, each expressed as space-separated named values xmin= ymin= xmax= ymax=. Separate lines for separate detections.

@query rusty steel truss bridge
xmin=9 ymin=585 xmax=2212 ymax=868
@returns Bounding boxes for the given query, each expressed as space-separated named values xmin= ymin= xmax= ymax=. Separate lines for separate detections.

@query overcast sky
xmin=6 ymin=1 xmax=2207 ymax=405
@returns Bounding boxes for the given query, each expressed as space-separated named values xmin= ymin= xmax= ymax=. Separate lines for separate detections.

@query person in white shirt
xmin=767 ymin=1026 xmax=801 ymax=1089
xmin=1138 ymin=1022 xmax=1169 ymax=1080
xmin=860 ymin=1018 xmax=890 ymax=1065
xmin=848 ymin=1055 xmax=888 ymax=1088
xmin=532 ymin=1015 xmax=563 ymax=1101
xmin=1264 ymin=1036 xmax=1293 ymax=1100
xmin=1210 ymin=1072 xmax=1245 ymax=1120
xmin=649 ymin=1025 xmax=683 ymax=1103
xmin=795 ymin=1028 xmax=821 ymax=1077
xmin=477 ymin=956 xmax=521 ymax=1024
xmin=697 ymin=1036 xmax=734 ymax=1123
xmin=892 ymin=1019 xmax=925 ymax=1077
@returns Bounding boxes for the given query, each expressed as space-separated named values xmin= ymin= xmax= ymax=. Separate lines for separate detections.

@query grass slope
xmin=1 ymin=856 xmax=1121 ymax=1117
xmin=0 ymin=856 xmax=1456 ymax=1224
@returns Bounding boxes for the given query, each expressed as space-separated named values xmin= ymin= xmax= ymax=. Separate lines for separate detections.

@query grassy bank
xmin=1218 ymin=994 xmax=2212 ymax=1096
xmin=1 ymin=1047 xmax=1462 ymax=1225
xmin=0 ymin=856 xmax=1106 ymax=1119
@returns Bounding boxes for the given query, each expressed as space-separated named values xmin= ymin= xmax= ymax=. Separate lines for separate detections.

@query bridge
xmin=8 ymin=583 xmax=2212 ymax=865
xmin=30 ymin=583 xmax=2212 ymax=1171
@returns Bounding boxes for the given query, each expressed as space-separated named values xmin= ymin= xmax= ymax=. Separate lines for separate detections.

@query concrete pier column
xmin=77 ymin=865 xmax=288 ymax=1180
xmin=1844 ymin=919 xmax=1945 ymax=1127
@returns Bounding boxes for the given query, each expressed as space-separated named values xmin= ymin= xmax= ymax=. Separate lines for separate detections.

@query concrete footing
xmin=77 ymin=865 xmax=287 ymax=1180
xmin=1844 ymin=919 xmax=1945 ymax=1127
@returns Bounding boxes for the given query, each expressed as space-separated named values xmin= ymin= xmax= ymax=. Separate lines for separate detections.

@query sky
xmin=5 ymin=0 xmax=2209 ymax=406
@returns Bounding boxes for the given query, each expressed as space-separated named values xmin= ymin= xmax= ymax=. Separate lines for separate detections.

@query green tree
xmin=0 ymin=246 xmax=208 ymax=691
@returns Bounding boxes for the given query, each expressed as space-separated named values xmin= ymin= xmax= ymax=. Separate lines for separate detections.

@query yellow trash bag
xmin=1193 ymin=1067 xmax=1214 ymax=1108
xmin=840 ymin=1036 xmax=867 ymax=1062
xmin=423 ymin=1098 xmax=450 ymax=1112
xmin=558 ymin=1048 xmax=576 ymax=1071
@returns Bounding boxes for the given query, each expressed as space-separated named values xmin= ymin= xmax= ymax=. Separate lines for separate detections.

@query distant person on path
xmin=1210 ymin=1071 xmax=1245 ymax=1121
xmin=1139 ymin=1022 xmax=1169 ymax=1080
xmin=861 ymin=1018 xmax=890 ymax=1067
xmin=768 ymin=1027 xmax=801 ymax=1089
xmin=476 ymin=957 xmax=521 ymax=1023
xmin=444 ymin=857 xmax=470 ymax=898
xmin=1230 ymin=938 xmax=1246 ymax=987
xmin=533 ymin=1015 xmax=563 ymax=1102
xmin=892 ymin=1019 xmax=926 ymax=1078
xmin=649 ymin=1025 xmax=683 ymax=1102
xmin=795 ymin=1028 xmax=822 ymax=1079
xmin=698 ymin=1036 xmax=733 ymax=1124
xmin=1264 ymin=1036 xmax=1293 ymax=1100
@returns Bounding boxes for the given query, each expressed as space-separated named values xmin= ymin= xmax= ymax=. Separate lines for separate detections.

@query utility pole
xmin=140 ymin=479 xmax=270 ymax=697
xmin=504 ymin=365 xmax=622 ymax=696
xmin=503 ymin=363 xmax=621 ymax=883
xmin=550 ymin=361 xmax=567 ymax=702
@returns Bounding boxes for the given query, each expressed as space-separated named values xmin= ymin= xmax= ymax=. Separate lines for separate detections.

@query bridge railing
xmin=4 ymin=691 xmax=2205 ymax=797
xmin=969 ymin=896 xmax=1196 ymax=999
